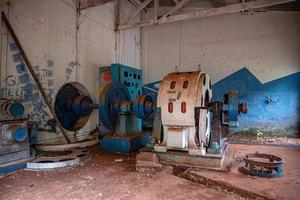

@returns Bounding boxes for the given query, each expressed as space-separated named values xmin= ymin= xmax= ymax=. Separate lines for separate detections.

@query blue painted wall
xmin=212 ymin=68 xmax=300 ymax=135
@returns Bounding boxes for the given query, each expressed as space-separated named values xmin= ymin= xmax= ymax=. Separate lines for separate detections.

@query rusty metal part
xmin=26 ymin=148 xmax=89 ymax=170
xmin=238 ymin=102 xmax=248 ymax=114
xmin=35 ymin=134 xmax=98 ymax=151
xmin=207 ymin=102 xmax=224 ymax=154
xmin=1 ymin=12 xmax=71 ymax=143
xmin=240 ymin=153 xmax=283 ymax=178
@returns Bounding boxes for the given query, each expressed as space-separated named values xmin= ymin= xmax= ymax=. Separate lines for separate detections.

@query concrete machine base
xmin=156 ymin=148 xmax=227 ymax=169
xmin=137 ymin=144 xmax=228 ymax=172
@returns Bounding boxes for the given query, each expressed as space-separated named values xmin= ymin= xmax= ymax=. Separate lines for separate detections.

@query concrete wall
xmin=0 ymin=0 xmax=141 ymax=142
xmin=142 ymin=11 xmax=300 ymax=135
xmin=142 ymin=11 xmax=300 ymax=84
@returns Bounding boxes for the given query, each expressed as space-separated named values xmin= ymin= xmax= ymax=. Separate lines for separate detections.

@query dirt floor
xmin=187 ymin=144 xmax=300 ymax=200
xmin=226 ymin=133 xmax=300 ymax=147
xmin=0 ymin=146 xmax=235 ymax=200
xmin=1 ymin=143 xmax=300 ymax=200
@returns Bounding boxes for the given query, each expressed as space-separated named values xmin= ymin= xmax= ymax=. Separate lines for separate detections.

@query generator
xmin=149 ymin=71 xmax=247 ymax=168
xmin=154 ymin=71 xmax=212 ymax=155
xmin=55 ymin=80 xmax=155 ymax=153
xmin=0 ymin=99 xmax=31 ymax=174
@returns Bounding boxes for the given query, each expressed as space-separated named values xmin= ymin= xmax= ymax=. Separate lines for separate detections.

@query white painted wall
xmin=0 ymin=0 xmax=141 ymax=143
xmin=142 ymin=11 xmax=300 ymax=84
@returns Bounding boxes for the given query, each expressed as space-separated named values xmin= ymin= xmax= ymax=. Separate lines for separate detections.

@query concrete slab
xmin=136 ymin=160 xmax=163 ymax=174
xmin=156 ymin=149 xmax=226 ymax=169
xmin=187 ymin=144 xmax=300 ymax=200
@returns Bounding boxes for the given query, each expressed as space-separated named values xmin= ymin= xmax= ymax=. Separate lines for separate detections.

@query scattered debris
xmin=81 ymin=175 xmax=94 ymax=181
xmin=256 ymin=130 xmax=264 ymax=139
xmin=226 ymin=133 xmax=300 ymax=147
xmin=135 ymin=152 xmax=163 ymax=174
xmin=231 ymin=154 xmax=243 ymax=165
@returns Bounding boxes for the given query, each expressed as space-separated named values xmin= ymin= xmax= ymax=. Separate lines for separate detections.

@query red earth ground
xmin=0 ymin=146 xmax=235 ymax=200
xmin=188 ymin=144 xmax=300 ymax=200
xmin=2 ymin=144 xmax=299 ymax=200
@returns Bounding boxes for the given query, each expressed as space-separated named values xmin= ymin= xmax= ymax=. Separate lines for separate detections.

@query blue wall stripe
xmin=212 ymin=67 xmax=300 ymax=135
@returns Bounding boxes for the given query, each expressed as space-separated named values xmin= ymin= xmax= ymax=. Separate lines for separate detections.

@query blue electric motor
xmin=54 ymin=81 xmax=156 ymax=153
xmin=98 ymin=83 xmax=155 ymax=153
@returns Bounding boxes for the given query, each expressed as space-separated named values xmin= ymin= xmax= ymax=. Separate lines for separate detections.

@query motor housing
xmin=155 ymin=71 xmax=212 ymax=155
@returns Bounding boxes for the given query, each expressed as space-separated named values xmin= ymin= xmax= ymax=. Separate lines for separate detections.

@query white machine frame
xmin=155 ymin=71 xmax=212 ymax=155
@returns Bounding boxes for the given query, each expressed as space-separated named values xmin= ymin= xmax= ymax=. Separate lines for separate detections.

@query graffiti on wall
xmin=2 ymin=42 xmax=80 ymax=127
xmin=65 ymin=61 xmax=79 ymax=82
xmin=2 ymin=42 xmax=55 ymax=123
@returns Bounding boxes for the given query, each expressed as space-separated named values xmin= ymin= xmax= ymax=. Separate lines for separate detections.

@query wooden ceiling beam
xmin=159 ymin=0 xmax=191 ymax=21
xmin=154 ymin=0 xmax=159 ymax=23
xmin=124 ymin=0 xmax=153 ymax=24
xmin=79 ymin=0 xmax=114 ymax=10
xmin=119 ymin=0 xmax=296 ymax=30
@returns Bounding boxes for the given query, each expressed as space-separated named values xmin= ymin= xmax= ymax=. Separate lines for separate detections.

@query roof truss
xmin=118 ymin=0 xmax=296 ymax=30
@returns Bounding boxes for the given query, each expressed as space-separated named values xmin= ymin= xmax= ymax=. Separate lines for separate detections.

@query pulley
xmin=99 ymin=83 xmax=131 ymax=131
xmin=0 ymin=99 xmax=25 ymax=118
xmin=55 ymin=82 xmax=97 ymax=131
xmin=133 ymin=95 xmax=155 ymax=119
xmin=99 ymin=82 xmax=156 ymax=131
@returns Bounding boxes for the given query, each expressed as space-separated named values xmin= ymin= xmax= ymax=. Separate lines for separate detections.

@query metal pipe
xmin=1 ymin=12 xmax=71 ymax=143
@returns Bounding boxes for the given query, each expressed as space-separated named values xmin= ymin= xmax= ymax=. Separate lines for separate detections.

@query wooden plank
xmin=125 ymin=0 xmax=153 ymax=24
xmin=159 ymin=0 xmax=191 ymax=21
xmin=114 ymin=0 xmax=120 ymax=31
xmin=118 ymin=0 xmax=295 ymax=30
xmin=128 ymin=0 xmax=141 ymax=7
xmin=79 ymin=0 xmax=114 ymax=10
xmin=132 ymin=0 xmax=142 ymax=6
xmin=154 ymin=0 xmax=159 ymax=23
xmin=164 ymin=0 xmax=295 ymax=22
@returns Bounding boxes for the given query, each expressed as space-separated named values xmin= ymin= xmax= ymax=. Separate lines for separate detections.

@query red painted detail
xmin=181 ymin=101 xmax=186 ymax=113
xmin=104 ymin=70 xmax=111 ymax=81
xmin=168 ymin=102 xmax=173 ymax=113
xmin=170 ymin=81 xmax=176 ymax=89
